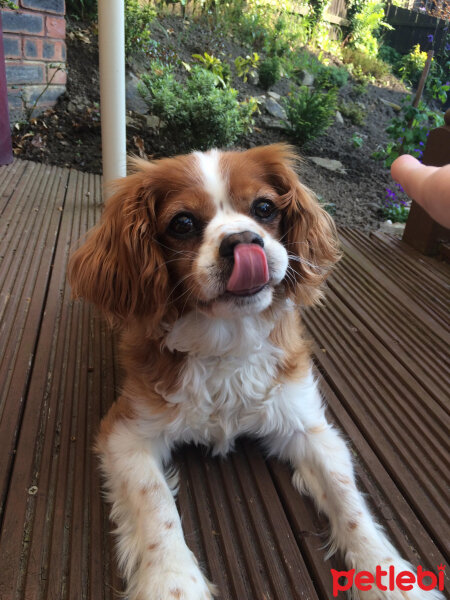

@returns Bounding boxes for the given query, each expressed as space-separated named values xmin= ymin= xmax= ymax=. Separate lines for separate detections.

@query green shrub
xmin=258 ymin=57 xmax=281 ymax=90
xmin=139 ymin=63 xmax=254 ymax=152
xmin=191 ymin=52 xmax=231 ymax=88
xmin=338 ymin=101 xmax=366 ymax=125
xmin=125 ymin=0 xmax=156 ymax=60
xmin=398 ymin=44 xmax=427 ymax=87
xmin=351 ymin=81 xmax=368 ymax=96
xmin=316 ymin=65 xmax=349 ymax=89
xmin=382 ymin=187 xmax=410 ymax=222
xmin=66 ymin=0 xmax=96 ymax=19
xmin=346 ymin=1 xmax=392 ymax=56
xmin=284 ymin=49 xmax=323 ymax=82
xmin=235 ymin=53 xmax=260 ymax=82
xmin=378 ymin=45 xmax=402 ymax=70
xmin=342 ymin=47 xmax=390 ymax=80
xmin=283 ymin=86 xmax=338 ymax=145
xmin=373 ymin=96 xmax=444 ymax=167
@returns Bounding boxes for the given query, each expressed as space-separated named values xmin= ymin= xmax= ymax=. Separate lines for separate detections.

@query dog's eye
xmin=168 ymin=213 xmax=198 ymax=237
xmin=251 ymin=198 xmax=277 ymax=221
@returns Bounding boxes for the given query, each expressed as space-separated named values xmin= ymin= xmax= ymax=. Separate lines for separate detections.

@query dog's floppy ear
xmin=68 ymin=161 xmax=170 ymax=331
xmin=249 ymin=144 xmax=341 ymax=305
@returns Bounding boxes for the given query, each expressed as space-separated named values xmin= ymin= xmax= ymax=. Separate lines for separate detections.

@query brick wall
xmin=1 ymin=0 xmax=66 ymax=122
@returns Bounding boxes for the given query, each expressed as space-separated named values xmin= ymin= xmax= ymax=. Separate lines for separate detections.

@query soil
xmin=11 ymin=15 xmax=413 ymax=231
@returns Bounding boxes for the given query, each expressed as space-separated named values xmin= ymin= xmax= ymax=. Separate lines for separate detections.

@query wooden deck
xmin=0 ymin=159 xmax=449 ymax=600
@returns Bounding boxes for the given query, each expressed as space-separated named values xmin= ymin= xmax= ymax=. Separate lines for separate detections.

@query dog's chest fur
xmin=162 ymin=311 xmax=287 ymax=452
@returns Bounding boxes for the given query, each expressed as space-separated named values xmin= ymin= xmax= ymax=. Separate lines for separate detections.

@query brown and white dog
xmin=69 ymin=145 xmax=441 ymax=600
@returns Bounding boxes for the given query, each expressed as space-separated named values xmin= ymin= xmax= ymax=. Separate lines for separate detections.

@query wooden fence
xmin=384 ymin=1 xmax=449 ymax=53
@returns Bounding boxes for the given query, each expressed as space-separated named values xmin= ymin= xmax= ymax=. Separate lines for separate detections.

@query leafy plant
xmin=398 ymin=44 xmax=427 ymax=87
xmin=191 ymin=52 xmax=231 ymax=88
xmin=382 ymin=186 xmax=410 ymax=222
xmin=139 ymin=63 xmax=252 ymax=152
xmin=378 ymin=45 xmax=402 ymax=70
xmin=0 ymin=0 xmax=18 ymax=8
xmin=125 ymin=0 xmax=156 ymax=60
xmin=239 ymin=96 xmax=260 ymax=133
xmin=316 ymin=65 xmax=349 ymax=89
xmin=342 ymin=47 xmax=390 ymax=80
xmin=351 ymin=132 xmax=364 ymax=148
xmin=283 ymin=86 xmax=338 ymax=145
xmin=308 ymin=0 xmax=329 ymax=36
xmin=373 ymin=96 xmax=444 ymax=167
xmin=66 ymin=0 xmax=97 ymax=19
xmin=425 ymin=44 xmax=450 ymax=104
xmin=351 ymin=81 xmax=368 ymax=96
xmin=235 ymin=53 xmax=260 ymax=82
xmin=258 ymin=57 xmax=281 ymax=90
xmin=338 ymin=101 xmax=366 ymax=125
xmin=345 ymin=1 xmax=392 ymax=56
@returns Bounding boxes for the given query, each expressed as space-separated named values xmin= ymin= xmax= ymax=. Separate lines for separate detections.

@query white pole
xmin=98 ymin=0 xmax=127 ymax=188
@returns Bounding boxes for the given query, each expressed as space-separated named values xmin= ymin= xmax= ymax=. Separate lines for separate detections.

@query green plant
xmin=139 ymin=63 xmax=252 ymax=152
xmin=218 ymin=2 xmax=271 ymax=50
xmin=191 ymin=52 xmax=231 ymax=88
xmin=398 ymin=44 xmax=427 ymax=87
xmin=351 ymin=132 xmax=364 ymax=148
xmin=377 ymin=45 xmax=402 ymax=70
xmin=382 ymin=186 xmax=410 ymax=222
xmin=125 ymin=0 xmax=156 ymax=60
xmin=345 ymin=1 xmax=392 ymax=56
xmin=0 ymin=0 xmax=18 ymax=8
xmin=239 ymin=96 xmax=260 ymax=133
xmin=373 ymin=96 xmax=444 ymax=167
xmin=342 ymin=47 xmax=390 ymax=80
xmin=338 ymin=101 xmax=366 ymax=125
xmin=283 ymin=86 xmax=338 ymax=145
xmin=425 ymin=44 xmax=450 ymax=104
xmin=351 ymin=81 xmax=368 ymax=96
xmin=23 ymin=63 xmax=66 ymax=120
xmin=284 ymin=49 xmax=323 ymax=82
xmin=66 ymin=0 xmax=97 ymax=19
xmin=258 ymin=57 xmax=281 ymax=90
xmin=316 ymin=65 xmax=349 ymax=89
xmin=308 ymin=0 xmax=329 ymax=37
xmin=234 ymin=53 xmax=260 ymax=82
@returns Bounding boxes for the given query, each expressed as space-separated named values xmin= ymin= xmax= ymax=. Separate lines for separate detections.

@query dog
xmin=69 ymin=144 xmax=442 ymax=600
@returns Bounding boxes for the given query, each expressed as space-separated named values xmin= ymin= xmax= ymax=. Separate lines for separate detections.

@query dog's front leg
xmin=272 ymin=392 xmax=443 ymax=599
xmin=97 ymin=402 xmax=214 ymax=600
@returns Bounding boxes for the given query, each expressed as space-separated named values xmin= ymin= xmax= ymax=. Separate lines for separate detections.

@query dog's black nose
xmin=219 ymin=231 xmax=264 ymax=258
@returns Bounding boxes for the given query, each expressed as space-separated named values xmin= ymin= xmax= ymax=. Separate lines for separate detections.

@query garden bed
xmin=11 ymin=15 xmax=412 ymax=231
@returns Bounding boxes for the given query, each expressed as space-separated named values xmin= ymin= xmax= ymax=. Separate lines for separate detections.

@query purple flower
xmin=427 ymin=34 xmax=434 ymax=43
xmin=446 ymin=43 xmax=450 ymax=52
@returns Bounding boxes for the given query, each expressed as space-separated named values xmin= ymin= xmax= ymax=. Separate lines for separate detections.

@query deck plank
xmin=0 ymin=160 xmax=448 ymax=600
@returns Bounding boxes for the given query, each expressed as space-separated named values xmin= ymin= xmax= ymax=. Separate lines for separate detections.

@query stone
xmin=379 ymin=220 xmax=406 ymax=235
xmin=264 ymin=97 xmax=287 ymax=121
xmin=335 ymin=110 xmax=344 ymax=125
xmin=309 ymin=157 xmax=346 ymax=174
xmin=379 ymin=98 xmax=402 ymax=112
xmin=268 ymin=91 xmax=281 ymax=101
xmin=300 ymin=70 xmax=314 ymax=86
xmin=126 ymin=71 xmax=149 ymax=114
xmin=260 ymin=116 xmax=288 ymax=131
xmin=146 ymin=115 xmax=161 ymax=129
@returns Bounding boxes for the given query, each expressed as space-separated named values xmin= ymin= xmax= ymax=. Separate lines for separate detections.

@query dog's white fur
xmin=70 ymin=146 xmax=443 ymax=600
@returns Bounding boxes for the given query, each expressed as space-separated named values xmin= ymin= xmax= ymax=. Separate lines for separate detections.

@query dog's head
xmin=69 ymin=144 xmax=340 ymax=334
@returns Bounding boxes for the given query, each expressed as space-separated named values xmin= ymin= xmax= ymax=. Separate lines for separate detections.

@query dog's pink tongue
xmin=226 ymin=244 xmax=269 ymax=294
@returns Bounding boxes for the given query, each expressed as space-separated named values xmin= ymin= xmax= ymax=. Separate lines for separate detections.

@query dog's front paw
xmin=130 ymin=555 xmax=216 ymax=600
